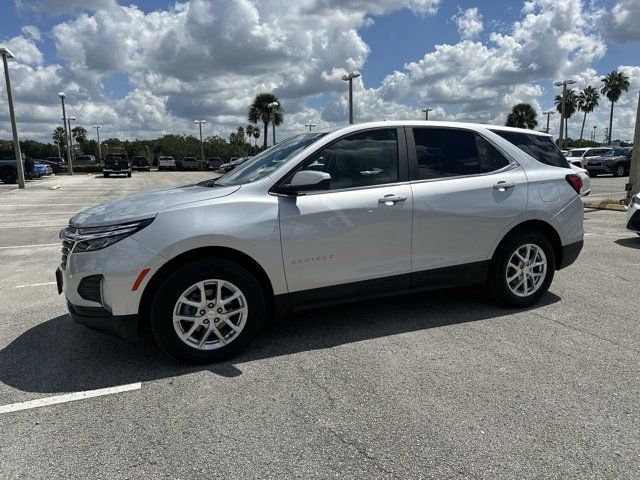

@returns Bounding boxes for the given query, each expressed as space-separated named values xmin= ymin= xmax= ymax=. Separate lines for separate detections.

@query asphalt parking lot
xmin=1 ymin=172 xmax=639 ymax=479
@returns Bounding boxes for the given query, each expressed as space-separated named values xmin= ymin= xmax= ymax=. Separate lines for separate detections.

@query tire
xmin=486 ymin=229 xmax=556 ymax=308
xmin=590 ymin=172 xmax=597 ymax=178
xmin=127 ymin=172 xmax=132 ymax=178
xmin=103 ymin=173 xmax=110 ymax=178
xmin=150 ymin=259 xmax=266 ymax=363
xmin=613 ymin=164 xmax=626 ymax=177
xmin=1 ymin=172 xmax=16 ymax=184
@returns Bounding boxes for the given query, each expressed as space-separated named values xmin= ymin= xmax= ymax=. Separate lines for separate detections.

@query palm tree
xmin=601 ymin=69 xmax=630 ymax=144
xmin=248 ymin=93 xmax=283 ymax=149
xmin=246 ymin=124 xmax=256 ymax=154
xmin=252 ymin=128 xmax=260 ymax=151
xmin=555 ymin=89 xmax=578 ymax=143
xmin=72 ymin=125 xmax=87 ymax=144
xmin=52 ymin=126 xmax=65 ymax=146
xmin=576 ymin=86 xmax=599 ymax=145
xmin=505 ymin=103 xmax=538 ymax=129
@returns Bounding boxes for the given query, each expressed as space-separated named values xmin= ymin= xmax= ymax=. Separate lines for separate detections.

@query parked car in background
xmin=42 ymin=157 xmax=66 ymax=174
xmin=0 ymin=150 xmax=34 ymax=184
xmin=103 ymin=153 xmax=131 ymax=178
xmin=219 ymin=156 xmax=250 ymax=174
xmin=33 ymin=162 xmax=47 ymax=177
xmin=585 ymin=147 xmax=632 ymax=177
xmin=627 ymin=193 xmax=640 ymax=236
xmin=182 ymin=156 xmax=199 ymax=171
xmin=57 ymin=121 xmax=584 ymax=363
xmin=75 ymin=155 xmax=97 ymax=166
xmin=158 ymin=156 xmax=176 ymax=171
xmin=131 ymin=156 xmax=151 ymax=171
xmin=565 ymin=147 xmax=611 ymax=168
xmin=206 ymin=156 xmax=222 ymax=170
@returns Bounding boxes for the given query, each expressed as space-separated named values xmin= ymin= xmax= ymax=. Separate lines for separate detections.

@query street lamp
xmin=63 ymin=116 xmax=77 ymax=168
xmin=94 ymin=125 xmax=102 ymax=162
xmin=341 ymin=71 xmax=360 ymax=125
xmin=542 ymin=110 xmax=555 ymax=134
xmin=268 ymin=102 xmax=279 ymax=146
xmin=553 ymin=78 xmax=576 ymax=149
xmin=58 ymin=92 xmax=73 ymax=175
xmin=54 ymin=140 xmax=61 ymax=157
xmin=304 ymin=122 xmax=316 ymax=131
xmin=1 ymin=45 xmax=25 ymax=188
xmin=194 ymin=120 xmax=206 ymax=167
xmin=421 ymin=107 xmax=433 ymax=121
xmin=591 ymin=125 xmax=598 ymax=143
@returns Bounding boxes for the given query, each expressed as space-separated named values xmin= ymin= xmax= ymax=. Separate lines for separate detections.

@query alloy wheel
xmin=505 ymin=244 xmax=547 ymax=297
xmin=173 ymin=279 xmax=248 ymax=350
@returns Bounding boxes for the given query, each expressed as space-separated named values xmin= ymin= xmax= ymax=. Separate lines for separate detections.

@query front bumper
xmin=67 ymin=301 xmax=138 ymax=341
xmin=627 ymin=201 xmax=640 ymax=232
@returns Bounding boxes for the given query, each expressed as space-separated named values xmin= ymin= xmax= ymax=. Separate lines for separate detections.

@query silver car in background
xmin=57 ymin=122 xmax=584 ymax=363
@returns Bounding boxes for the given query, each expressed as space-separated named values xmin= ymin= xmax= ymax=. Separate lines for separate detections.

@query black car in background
xmin=0 ymin=150 xmax=35 ymax=184
xmin=42 ymin=157 xmax=66 ymax=174
xmin=585 ymin=147 xmax=633 ymax=177
xmin=74 ymin=155 xmax=97 ymax=166
xmin=103 ymin=153 xmax=132 ymax=178
xmin=131 ymin=156 xmax=150 ymax=171
xmin=206 ymin=156 xmax=222 ymax=170
xmin=181 ymin=156 xmax=199 ymax=170
xmin=218 ymin=156 xmax=250 ymax=174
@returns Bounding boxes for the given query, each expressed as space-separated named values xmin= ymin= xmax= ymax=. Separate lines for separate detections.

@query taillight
xmin=565 ymin=174 xmax=582 ymax=194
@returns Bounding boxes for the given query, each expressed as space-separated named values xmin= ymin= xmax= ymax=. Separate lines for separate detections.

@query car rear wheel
xmin=150 ymin=259 xmax=265 ymax=363
xmin=613 ymin=165 xmax=626 ymax=177
xmin=103 ymin=173 xmax=110 ymax=178
xmin=486 ymin=230 xmax=555 ymax=308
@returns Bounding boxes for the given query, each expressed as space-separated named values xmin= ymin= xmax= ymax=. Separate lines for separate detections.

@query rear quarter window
xmin=490 ymin=130 xmax=570 ymax=168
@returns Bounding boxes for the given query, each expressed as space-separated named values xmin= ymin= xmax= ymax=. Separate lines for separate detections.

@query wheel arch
xmin=492 ymin=219 xmax=563 ymax=270
xmin=138 ymin=246 xmax=278 ymax=332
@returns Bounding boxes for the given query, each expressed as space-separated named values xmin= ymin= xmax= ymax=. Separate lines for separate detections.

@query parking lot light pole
xmin=554 ymin=79 xmax=576 ymax=150
xmin=268 ymin=102 xmax=279 ymax=145
xmin=542 ymin=110 xmax=555 ymax=134
xmin=591 ymin=125 xmax=597 ymax=143
xmin=94 ymin=125 xmax=102 ymax=162
xmin=421 ymin=107 xmax=433 ymax=120
xmin=65 ymin=116 xmax=76 ymax=169
xmin=54 ymin=140 xmax=61 ymax=157
xmin=1 ymin=46 xmax=26 ymax=189
xmin=58 ymin=92 xmax=73 ymax=175
xmin=627 ymin=91 xmax=640 ymax=197
xmin=341 ymin=71 xmax=360 ymax=124
xmin=304 ymin=122 xmax=316 ymax=131
xmin=194 ymin=120 xmax=206 ymax=167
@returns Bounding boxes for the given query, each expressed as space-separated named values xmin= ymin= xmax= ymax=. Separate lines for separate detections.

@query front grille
xmin=60 ymin=226 xmax=77 ymax=269
xmin=588 ymin=161 xmax=603 ymax=167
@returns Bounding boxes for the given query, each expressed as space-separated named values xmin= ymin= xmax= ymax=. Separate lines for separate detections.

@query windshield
xmin=604 ymin=148 xmax=628 ymax=156
xmin=568 ymin=150 xmax=586 ymax=157
xmin=210 ymin=132 xmax=327 ymax=187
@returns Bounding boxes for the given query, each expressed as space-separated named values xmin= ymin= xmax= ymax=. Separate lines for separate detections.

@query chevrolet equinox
xmin=57 ymin=122 xmax=584 ymax=363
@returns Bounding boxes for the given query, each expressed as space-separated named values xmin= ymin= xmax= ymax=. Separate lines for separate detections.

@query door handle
xmin=493 ymin=181 xmax=515 ymax=191
xmin=379 ymin=194 xmax=407 ymax=205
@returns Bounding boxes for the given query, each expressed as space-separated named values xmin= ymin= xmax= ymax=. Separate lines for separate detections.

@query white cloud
xmin=453 ymin=7 xmax=483 ymax=40
xmin=602 ymin=0 xmax=640 ymax=43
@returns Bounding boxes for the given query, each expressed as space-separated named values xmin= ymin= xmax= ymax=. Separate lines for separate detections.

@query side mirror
xmin=280 ymin=170 xmax=331 ymax=195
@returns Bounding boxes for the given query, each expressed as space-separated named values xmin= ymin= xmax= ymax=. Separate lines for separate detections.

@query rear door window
xmin=490 ymin=130 xmax=570 ymax=168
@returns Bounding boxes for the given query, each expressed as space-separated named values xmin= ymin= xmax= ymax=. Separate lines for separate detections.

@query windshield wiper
xmin=197 ymin=179 xmax=223 ymax=187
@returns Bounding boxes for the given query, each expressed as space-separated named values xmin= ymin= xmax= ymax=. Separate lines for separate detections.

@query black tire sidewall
xmin=489 ymin=230 xmax=556 ymax=307
xmin=151 ymin=259 xmax=265 ymax=363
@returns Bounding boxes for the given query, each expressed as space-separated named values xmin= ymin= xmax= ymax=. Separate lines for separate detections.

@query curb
xmin=582 ymin=201 xmax=627 ymax=212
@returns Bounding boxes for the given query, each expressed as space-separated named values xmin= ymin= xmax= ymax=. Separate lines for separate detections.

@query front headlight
xmin=70 ymin=218 xmax=154 ymax=252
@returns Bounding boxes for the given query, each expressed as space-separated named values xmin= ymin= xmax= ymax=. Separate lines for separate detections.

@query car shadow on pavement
xmin=0 ymin=288 xmax=560 ymax=394
xmin=615 ymin=237 xmax=640 ymax=249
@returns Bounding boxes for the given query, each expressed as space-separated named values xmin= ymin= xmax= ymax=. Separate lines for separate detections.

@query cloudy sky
xmin=0 ymin=0 xmax=639 ymax=144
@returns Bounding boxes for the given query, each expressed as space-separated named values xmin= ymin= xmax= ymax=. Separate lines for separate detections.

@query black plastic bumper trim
xmin=558 ymin=240 xmax=583 ymax=270
xmin=68 ymin=301 xmax=138 ymax=341
xmin=626 ymin=210 xmax=640 ymax=232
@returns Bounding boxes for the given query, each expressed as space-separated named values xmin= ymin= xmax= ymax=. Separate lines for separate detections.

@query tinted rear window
xmin=490 ymin=130 xmax=569 ymax=168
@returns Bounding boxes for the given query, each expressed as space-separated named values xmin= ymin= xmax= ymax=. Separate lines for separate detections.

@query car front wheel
xmin=486 ymin=230 xmax=555 ymax=308
xmin=613 ymin=165 xmax=626 ymax=177
xmin=150 ymin=259 xmax=265 ymax=363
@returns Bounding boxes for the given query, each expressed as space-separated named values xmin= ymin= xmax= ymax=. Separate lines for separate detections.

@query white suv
xmin=158 ymin=156 xmax=176 ymax=171
xmin=56 ymin=122 xmax=584 ymax=363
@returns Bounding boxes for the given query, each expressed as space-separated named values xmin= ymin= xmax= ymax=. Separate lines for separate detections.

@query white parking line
xmin=0 ymin=243 xmax=59 ymax=250
xmin=14 ymin=281 xmax=57 ymax=288
xmin=0 ymin=383 xmax=142 ymax=414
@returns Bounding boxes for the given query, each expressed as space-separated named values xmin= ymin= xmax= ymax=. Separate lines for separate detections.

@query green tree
xmin=246 ymin=124 xmax=256 ymax=154
xmin=555 ymin=89 xmax=577 ymax=141
xmin=72 ymin=126 xmax=87 ymax=144
xmin=505 ymin=103 xmax=538 ymax=129
xmin=52 ymin=126 xmax=66 ymax=152
xmin=248 ymin=93 xmax=283 ymax=149
xmin=601 ymin=69 xmax=631 ymax=145
xmin=576 ymin=86 xmax=600 ymax=145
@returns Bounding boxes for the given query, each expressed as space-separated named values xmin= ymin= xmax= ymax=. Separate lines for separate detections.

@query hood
xmin=70 ymin=183 xmax=240 ymax=228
